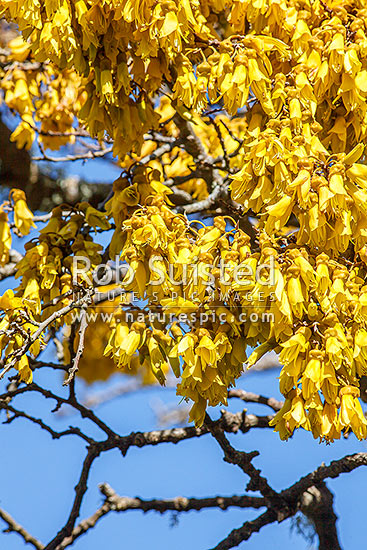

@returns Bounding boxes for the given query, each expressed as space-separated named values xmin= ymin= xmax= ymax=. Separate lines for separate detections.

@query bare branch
xmin=63 ymin=308 xmax=89 ymax=385
xmin=204 ymin=413 xmax=285 ymax=513
xmin=138 ymin=142 xmax=173 ymax=164
xmin=0 ymin=383 xmax=274 ymax=449
xmin=282 ymin=452 xmax=367 ymax=500
xmin=0 ymin=383 xmax=117 ymax=439
xmin=55 ymin=485 xmax=265 ymax=549
xmin=210 ymin=509 xmax=277 ymax=550
xmin=300 ymin=482 xmax=342 ymax=550
xmin=228 ymin=389 xmax=283 ymax=412
xmin=55 ymin=504 xmax=110 ymax=550
xmin=43 ymin=445 xmax=102 ymax=550
xmin=0 ymin=400 xmax=93 ymax=443
xmin=212 ymin=452 xmax=367 ymax=549
xmin=0 ymin=507 xmax=44 ymax=550
xmin=32 ymin=145 xmax=114 ymax=163
xmin=181 ymin=180 xmax=228 ymax=214
xmin=100 ymin=482 xmax=265 ymax=513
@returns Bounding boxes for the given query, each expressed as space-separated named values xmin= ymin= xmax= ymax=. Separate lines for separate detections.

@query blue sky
xmin=1 ymin=364 xmax=366 ymax=550
xmin=0 ymin=156 xmax=366 ymax=550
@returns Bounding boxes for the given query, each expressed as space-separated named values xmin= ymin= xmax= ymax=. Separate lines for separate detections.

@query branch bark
xmin=0 ymin=507 xmax=44 ymax=550
xmin=0 ymin=117 xmax=110 ymax=210
xmin=300 ymin=482 xmax=342 ymax=550
xmin=212 ymin=452 xmax=367 ymax=550
xmin=100 ymin=482 xmax=265 ymax=512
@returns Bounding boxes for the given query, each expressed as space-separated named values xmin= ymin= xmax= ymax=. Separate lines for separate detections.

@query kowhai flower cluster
xmin=1 ymin=0 xmax=367 ymax=442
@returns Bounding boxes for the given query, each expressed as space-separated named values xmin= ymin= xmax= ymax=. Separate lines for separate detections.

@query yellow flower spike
xmin=328 ymin=32 xmax=344 ymax=73
xmin=120 ymin=184 xmax=141 ymax=207
xmin=0 ymin=289 xmax=23 ymax=311
xmin=246 ymin=341 xmax=273 ymax=369
xmin=104 ymin=324 xmax=125 ymax=357
xmin=302 ymin=350 xmax=323 ymax=400
xmin=9 ymin=114 xmax=35 ymax=150
xmin=23 ymin=277 xmax=41 ymax=314
xmin=315 ymin=253 xmax=331 ymax=294
xmin=269 ymin=396 xmax=293 ymax=440
xmin=288 ymin=168 xmax=311 ymax=206
xmin=305 ymin=392 xmax=324 ymax=439
xmin=343 ymin=143 xmax=364 ymax=165
xmin=283 ymin=391 xmax=310 ymax=434
xmin=8 ymin=36 xmax=31 ymax=62
xmin=321 ymin=402 xmax=341 ymax=442
xmin=339 ymin=386 xmax=367 ymax=440
xmin=9 ymin=189 xmax=36 ymax=236
xmin=325 ymin=327 xmax=344 ymax=357
xmin=279 ymin=328 xmax=311 ymax=365
xmin=123 ymin=258 xmax=148 ymax=298
xmin=181 ymin=355 xmax=203 ymax=383
xmin=288 ymin=94 xmax=303 ymax=133
xmin=196 ymin=331 xmax=217 ymax=368
xmin=346 ymin=163 xmax=367 ymax=187
xmin=321 ymin=361 xmax=339 ymax=404
xmin=39 ymin=257 xmax=59 ymax=290
xmin=0 ymin=209 xmax=12 ymax=266
xmin=286 ymin=266 xmax=306 ymax=318
xmin=265 ymin=195 xmax=294 ymax=232
xmin=188 ymin=396 xmax=207 ymax=428
xmin=15 ymin=355 xmax=33 ymax=384
xmin=119 ymin=325 xmax=145 ymax=368
xmin=176 ymin=333 xmax=197 ymax=367
xmin=81 ymin=203 xmax=111 ymax=232
xmin=147 ymin=336 xmax=167 ymax=385
xmin=279 ymin=362 xmax=300 ymax=396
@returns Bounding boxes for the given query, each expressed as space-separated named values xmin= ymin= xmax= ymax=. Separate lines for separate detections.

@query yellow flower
xmin=15 ymin=355 xmax=33 ymax=384
xmin=188 ymin=396 xmax=207 ymax=427
xmin=0 ymin=209 xmax=12 ymax=265
xmin=10 ymin=189 xmax=36 ymax=236
xmin=302 ymin=350 xmax=323 ymax=400
xmin=8 ymin=36 xmax=31 ymax=62
xmin=339 ymin=386 xmax=367 ymax=440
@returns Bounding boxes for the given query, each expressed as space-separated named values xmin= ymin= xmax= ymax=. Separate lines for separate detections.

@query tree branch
xmin=210 ymin=508 xmax=277 ymax=550
xmin=63 ymin=308 xmax=89 ymax=385
xmin=0 ymin=384 xmax=274 ymax=451
xmin=0 ymin=507 xmax=44 ymax=550
xmin=0 ymin=400 xmax=93 ymax=443
xmin=212 ymin=452 xmax=367 ymax=550
xmin=204 ymin=413 xmax=286 ymax=515
xmin=32 ymin=146 xmax=114 ymax=163
xmin=43 ymin=445 xmax=101 ymax=550
xmin=228 ymin=389 xmax=283 ymax=412
xmin=55 ymin=486 xmax=265 ymax=550
xmin=300 ymin=482 xmax=342 ymax=550
xmin=99 ymin=482 xmax=265 ymax=513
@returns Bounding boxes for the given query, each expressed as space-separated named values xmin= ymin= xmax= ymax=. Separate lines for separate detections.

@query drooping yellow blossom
xmin=10 ymin=189 xmax=35 ymax=236
xmin=1 ymin=0 xmax=367 ymax=443
xmin=0 ymin=208 xmax=12 ymax=265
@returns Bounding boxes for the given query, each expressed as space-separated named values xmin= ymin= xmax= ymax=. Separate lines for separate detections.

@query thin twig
xmin=33 ymin=146 xmax=113 ymax=163
xmin=43 ymin=445 xmax=102 ymax=550
xmin=63 ymin=308 xmax=89 ymax=385
xmin=0 ymin=400 xmax=93 ymax=443
xmin=228 ymin=389 xmax=283 ymax=412
xmin=0 ymin=507 xmax=44 ymax=550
